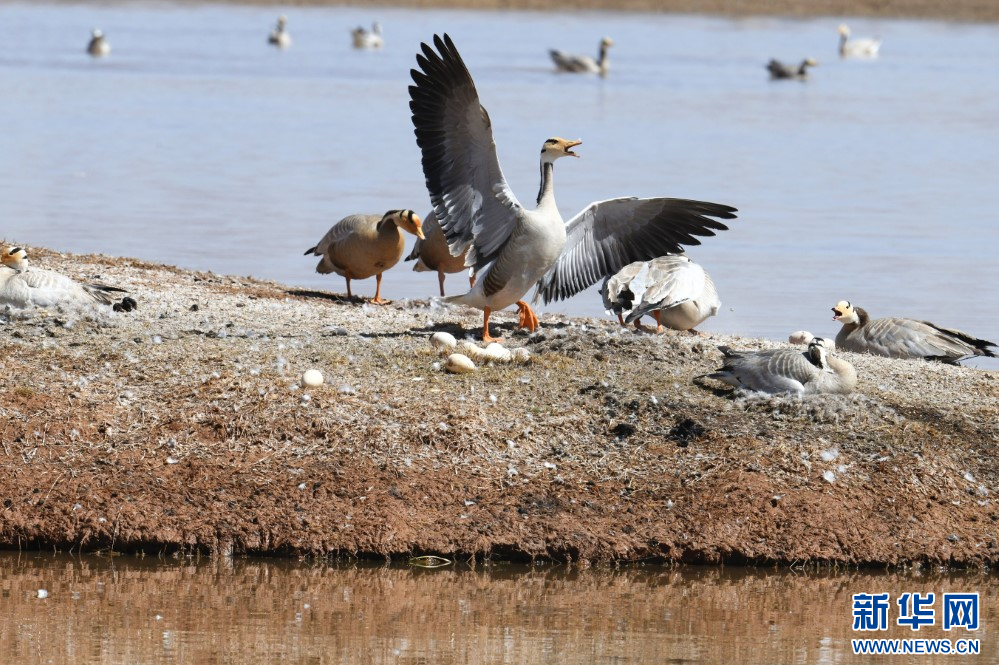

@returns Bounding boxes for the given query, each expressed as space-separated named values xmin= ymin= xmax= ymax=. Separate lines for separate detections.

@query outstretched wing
xmin=409 ymin=34 xmax=523 ymax=272
xmin=534 ymin=197 xmax=736 ymax=304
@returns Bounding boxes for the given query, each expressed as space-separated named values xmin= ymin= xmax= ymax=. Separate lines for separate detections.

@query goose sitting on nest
xmin=87 ymin=28 xmax=110 ymax=57
xmin=550 ymin=37 xmax=613 ymax=77
xmin=766 ymin=58 xmax=817 ymax=80
xmin=601 ymin=255 xmax=719 ymax=333
xmin=352 ymin=23 xmax=383 ymax=49
xmin=703 ymin=338 xmax=857 ymax=396
xmin=831 ymin=300 xmax=996 ymax=364
xmin=410 ymin=34 xmax=737 ymax=342
xmin=1 ymin=246 xmax=136 ymax=311
xmin=838 ymin=24 xmax=881 ymax=58
xmin=268 ymin=15 xmax=291 ymax=49
xmin=405 ymin=211 xmax=474 ymax=297
xmin=304 ymin=210 xmax=424 ymax=304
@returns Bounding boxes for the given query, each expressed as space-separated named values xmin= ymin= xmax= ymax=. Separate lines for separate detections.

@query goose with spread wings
xmin=409 ymin=34 xmax=737 ymax=342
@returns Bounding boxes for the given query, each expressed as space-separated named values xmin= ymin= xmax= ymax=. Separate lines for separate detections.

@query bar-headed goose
xmin=601 ymin=255 xmax=719 ymax=333
xmin=831 ymin=300 xmax=996 ymax=364
xmin=268 ymin=15 xmax=291 ymax=49
xmin=410 ymin=34 xmax=736 ymax=342
xmin=766 ymin=58 xmax=817 ymax=80
xmin=1 ymin=246 xmax=135 ymax=311
xmin=704 ymin=338 xmax=857 ymax=396
xmin=87 ymin=28 xmax=110 ymax=57
xmin=304 ymin=210 xmax=424 ymax=304
xmin=405 ymin=211 xmax=474 ymax=297
xmin=550 ymin=37 xmax=613 ymax=77
xmin=838 ymin=24 xmax=881 ymax=58
xmin=352 ymin=23 xmax=383 ymax=49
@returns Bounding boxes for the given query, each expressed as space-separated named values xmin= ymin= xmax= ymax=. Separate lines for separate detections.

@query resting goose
xmin=87 ymin=28 xmax=110 ymax=57
xmin=838 ymin=24 xmax=881 ymax=58
xmin=304 ymin=210 xmax=424 ymax=304
xmin=1 ymin=246 xmax=135 ymax=310
xmin=832 ymin=300 xmax=996 ymax=363
xmin=410 ymin=34 xmax=737 ymax=342
xmin=405 ymin=211 xmax=474 ymax=297
xmin=601 ymin=255 xmax=719 ymax=333
xmin=705 ymin=338 xmax=857 ymax=396
xmin=351 ymin=23 xmax=383 ymax=49
xmin=268 ymin=16 xmax=291 ymax=49
xmin=766 ymin=58 xmax=817 ymax=80
xmin=550 ymin=37 xmax=613 ymax=77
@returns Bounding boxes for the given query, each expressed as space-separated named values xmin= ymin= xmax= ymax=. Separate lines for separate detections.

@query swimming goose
xmin=304 ymin=210 xmax=424 ymax=304
xmin=601 ymin=255 xmax=719 ymax=333
xmin=268 ymin=15 xmax=291 ymax=49
xmin=410 ymin=34 xmax=737 ymax=343
xmin=831 ymin=300 xmax=996 ymax=363
xmin=87 ymin=28 xmax=110 ymax=57
xmin=351 ymin=23 xmax=383 ymax=49
xmin=766 ymin=58 xmax=817 ymax=80
xmin=1 ymin=246 xmax=134 ymax=310
xmin=405 ymin=211 xmax=474 ymax=297
xmin=705 ymin=338 xmax=857 ymax=396
xmin=550 ymin=37 xmax=613 ymax=77
xmin=838 ymin=24 xmax=881 ymax=58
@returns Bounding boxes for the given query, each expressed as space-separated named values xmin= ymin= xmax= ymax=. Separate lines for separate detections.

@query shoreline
xmin=1 ymin=247 xmax=997 ymax=566
xmin=155 ymin=0 xmax=999 ymax=24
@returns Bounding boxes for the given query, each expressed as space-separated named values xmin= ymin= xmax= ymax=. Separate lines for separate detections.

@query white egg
xmin=301 ymin=369 xmax=324 ymax=388
xmin=481 ymin=342 xmax=512 ymax=362
xmin=429 ymin=332 xmax=457 ymax=354
xmin=510 ymin=347 xmax=531 ymax=364
xmin=445 ymin=353 xmax=476 ymax=373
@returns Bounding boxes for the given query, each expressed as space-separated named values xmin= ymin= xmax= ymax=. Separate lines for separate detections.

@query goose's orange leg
xmin=437 ymin=271 xmax=446 ymax=297
xmin=481 ymin=307 xmax=502 ymax=343
xmin=371 ymin=273 xmax=390 ymax=305
xmin=516 ymin=300 xmax=539 ymax=332
xmin=617 ymin=313 xmax=626 ymax=326
xmin=653 ymin=310 xmax=664 ymax=333
xmin=344 ymin=271 xmax=353 ymax=299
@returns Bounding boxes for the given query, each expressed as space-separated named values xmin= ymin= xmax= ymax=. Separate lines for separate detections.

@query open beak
xmin=831 ymin=307 xmax=843 ymax=321
xmin=565 ymin=140 xmax=582 ymax=157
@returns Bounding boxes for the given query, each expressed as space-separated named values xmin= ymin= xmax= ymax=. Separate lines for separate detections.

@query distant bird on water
xmin=1 ymin=246 xmax=136 ymax=311
xmin=87 ymin=28 xmax=110 ymax=57
xmin=838 ymin=24 xmax=881 ymax=58
xmin=410 ymin=34 xmax=737 ymax=342
xmin=831 ymin=300 xmax=996 ymax=364
xmin=352 ymin=22 xmax=384 ymax=49
xmin=703 ymin=337 xmax=857 ymax=396
xmin=601 ymin=255 xmax=719 ymax=333
xmin=550 ymin=37 xmax=613 ymax=77
xmin=405 ymin=211 xmax=474 ymax=297
xmin=268 ymin=15 xmax=291 ymax=49
xmin=766 ymin=58 xmax=818 ymax=80
xmin=304 ymin=210 xmax=424 ymax=304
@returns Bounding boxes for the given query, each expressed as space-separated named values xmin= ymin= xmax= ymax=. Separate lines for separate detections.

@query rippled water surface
xmin=2 ymin=3 xmax=997 ymax=369
xmin=2 ymin=552 xmax=996 ymax=663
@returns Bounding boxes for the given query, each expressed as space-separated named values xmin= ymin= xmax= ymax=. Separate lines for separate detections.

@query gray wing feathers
xmin=410 ymin=34 xmax=523 ymax=272
xmin=535 ymin=197 xmax=736 ymax=304
xmin=847 ymin=317 xmax=996 ymax=361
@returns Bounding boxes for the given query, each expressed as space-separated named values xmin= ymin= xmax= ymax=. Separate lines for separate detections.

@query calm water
xmin=1 ymin=3 xmax=997 ymax=369
xmin=1 ymin=552 xmax=996 ymax=664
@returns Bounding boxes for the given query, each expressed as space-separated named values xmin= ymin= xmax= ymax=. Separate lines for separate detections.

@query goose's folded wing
xmin=410 ymin=33 xmax=523 ymax=272
xmin=535 ymin=197 xmax=736 ymax=304
xmin=305 ymin=215 xmax=371 ymax=256
xmin=639 ymin=256 xmax=706 ymax=310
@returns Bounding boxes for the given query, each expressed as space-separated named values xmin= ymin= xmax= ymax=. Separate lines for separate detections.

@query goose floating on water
xmin=87 ymin=28 xmax=110 ymax=57
xmin=410 ymin=34 xmax=736 ymax=343
xmin=550 ymin=37 xmax=613 ymax=77
xmin=1 ymin=246 xmax=135 ymax=311
xmin=838 ymin=24 xmax=881 ymax=58
xmin=601 ymin=255 xmax=719 ymax=333
xmin=268 ymin=15 xmax=291 ymax=49
xmin=352 ymin=22 xmax=383 ymax=49
xmin=831 ymin=300 xmax=996 ymax=364
xmin=405 ymin=211 xmax=474 ymax=297
xmin=766 ymin=58 xmax=817 ymax=80
xmin=304 ymin=210 xmax=424 ymax=304
xmin=704 ymin=338 xmax=857 ymax=396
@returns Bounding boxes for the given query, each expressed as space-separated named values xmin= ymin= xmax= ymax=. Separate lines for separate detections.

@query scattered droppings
xmin=166 ymin=457 xmax=179 ymax=465
xmin=822 ymin=470 xmax=836 ymax=483
xmin=820 ymin=448 xmax=839 ymax=462
xmin=37 ymin=589 xmax=48 ymax=599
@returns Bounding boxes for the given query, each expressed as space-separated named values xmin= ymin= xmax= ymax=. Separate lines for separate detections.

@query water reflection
xmin=1 ymin=553 xmax=995 ymax=663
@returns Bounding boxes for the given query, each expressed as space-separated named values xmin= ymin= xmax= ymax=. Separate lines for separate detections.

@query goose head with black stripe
xmin=410 ymin=34 xmax=737 ymax=343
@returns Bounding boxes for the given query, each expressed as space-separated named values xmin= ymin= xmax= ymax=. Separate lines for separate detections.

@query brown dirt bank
xmin=1 ymin=247 xmax=997 ymax=567
xmin=173 ymin=0 xmax=999 ymax=23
